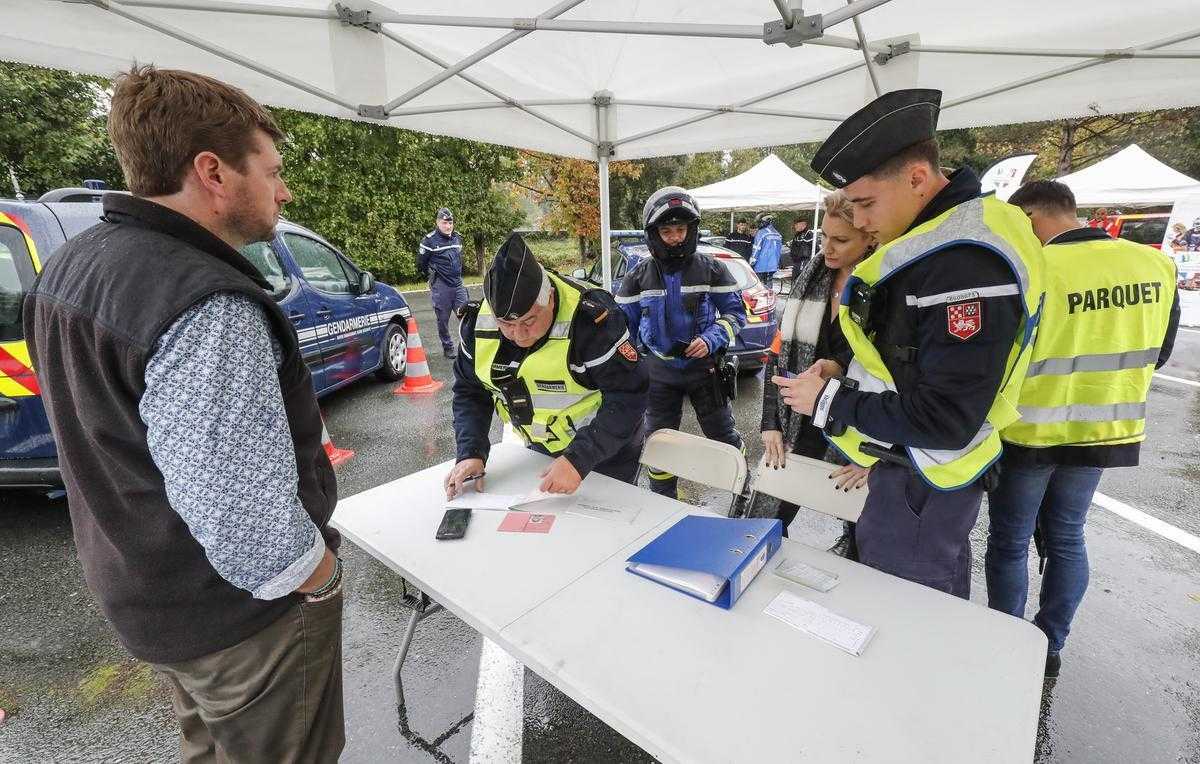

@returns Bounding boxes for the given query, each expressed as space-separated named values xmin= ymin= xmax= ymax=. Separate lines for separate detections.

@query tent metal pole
xmin=944 ymin=27 xmax=1200 ymax=110
xmin=98 ymin=2 xmax=358 ymax=111
xmin=599 ymin=152 xmax=612 ymax=292
xmin=377 ymin=29 xmax=594 ymax=145
xmin=821 ymin=0 xmax=893 ymax=29
xmin=612 ymin=100 xmax=845 ymax=121
xmin=908 ymin=43 xmax=1200 ymax=60
xmin=595 ymin=93 xmax=614 ymax=292
xmin=811 ymin=199 xmax=821 ymax=262
xmin=385 ymin=99 xmax=584 ymax=117
xmin=613 ymin=61 xmax=864 ymax=149
xmin=846 ymin=0 xmax=881 ymax=96
xmin=382 ymin=0 xmax=587 ymax=112
xmin=107 ymin=1 xmax=868 ymax=47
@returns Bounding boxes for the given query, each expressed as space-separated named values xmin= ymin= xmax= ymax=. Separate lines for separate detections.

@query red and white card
xmin=497 ymin=511 xmax=556 ymax=533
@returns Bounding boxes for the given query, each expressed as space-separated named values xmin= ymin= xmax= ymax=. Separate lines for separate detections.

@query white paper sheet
xmin=566 ymin=501 xmax=642 ymax=525
xmin=763 ymin=591 xmax=875 ymax=656
xmin=446 ymin=489 xmax=569 ymax=512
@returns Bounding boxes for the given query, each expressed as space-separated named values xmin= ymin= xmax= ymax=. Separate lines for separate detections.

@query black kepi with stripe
xmin=810 ymin=89 xmax=942 ymax=188
xmin=484 ymin=233 xmax=545 ymax=319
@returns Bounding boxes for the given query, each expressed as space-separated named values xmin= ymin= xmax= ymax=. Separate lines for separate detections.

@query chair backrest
xmin=748 ymin=453 xmax=865 ymax=522
xmin=639 ymin=429 xmax=748 ymax=502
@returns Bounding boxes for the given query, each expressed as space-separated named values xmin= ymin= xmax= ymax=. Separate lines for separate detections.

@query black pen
xmin=463 ymin=473 xmax=485 ymax=484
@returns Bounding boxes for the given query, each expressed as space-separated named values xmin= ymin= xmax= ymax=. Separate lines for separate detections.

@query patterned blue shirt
xmin=139 ymin=292 xmax=324 ymax=600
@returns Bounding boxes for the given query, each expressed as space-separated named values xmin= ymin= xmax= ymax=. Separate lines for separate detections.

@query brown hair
xmin=1008 ymin=180 xmax=1077 ymax=216
xmin=107 ymin=65 xmax=284 ymax=196
xmin=867 ymin=138 xmax=940 ymax=179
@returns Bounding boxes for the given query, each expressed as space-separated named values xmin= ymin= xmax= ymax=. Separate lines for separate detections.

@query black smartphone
xmin=436 ymin=508 xmax=471 ymax=540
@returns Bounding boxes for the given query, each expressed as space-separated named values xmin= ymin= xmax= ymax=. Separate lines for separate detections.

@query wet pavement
xmin=1 ymin=287 xmax=1198 ymax=763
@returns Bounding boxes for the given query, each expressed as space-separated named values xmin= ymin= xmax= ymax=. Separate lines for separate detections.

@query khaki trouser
xmin=152 ymin=590 xmax=345 ymax=764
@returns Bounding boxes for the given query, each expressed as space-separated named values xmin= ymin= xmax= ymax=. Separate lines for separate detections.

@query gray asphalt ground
xmin=1 ymin=286 xmax=1197 ymax=763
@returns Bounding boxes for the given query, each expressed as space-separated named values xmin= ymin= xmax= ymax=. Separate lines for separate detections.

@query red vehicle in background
xmin=1089 ymin=212 xmax=1170 ymax=249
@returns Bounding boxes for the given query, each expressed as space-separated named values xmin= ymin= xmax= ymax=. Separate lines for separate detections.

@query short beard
xmin=226 ymin=184 xmax=277 ymax=246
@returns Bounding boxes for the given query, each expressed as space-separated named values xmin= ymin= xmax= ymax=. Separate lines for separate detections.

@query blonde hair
xmin=821 ymin=190 xmax=862 ymax=230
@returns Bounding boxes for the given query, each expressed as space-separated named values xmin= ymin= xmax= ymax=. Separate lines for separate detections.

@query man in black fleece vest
xmin=25 ymin=66 xmax=344 ymax=762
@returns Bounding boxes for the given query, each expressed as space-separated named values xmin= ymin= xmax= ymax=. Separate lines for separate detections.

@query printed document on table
xmin=447 ymin=489 xmax=570 ymax=512
xmin=763 ymin=590 xmax=875 ymax=656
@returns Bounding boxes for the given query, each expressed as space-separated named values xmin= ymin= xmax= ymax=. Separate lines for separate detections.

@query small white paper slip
xmin=445 ymin=492 xmax=524 ymax=511
xmin=763 ymin=590 xmax=875 ymax=656
xmin=567 ymin=502 xmax=642 ymax=524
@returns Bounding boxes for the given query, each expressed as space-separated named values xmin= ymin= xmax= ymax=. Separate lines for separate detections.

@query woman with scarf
xmin=759 ymin=191 xmax=873 ymax=554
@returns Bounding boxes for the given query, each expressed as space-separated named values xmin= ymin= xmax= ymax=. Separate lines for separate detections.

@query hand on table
xmin=761 ymin=430 xmax=787 ymax=469
xmin=684 ymin=337 xmax=710 ymax=358
xmin=830 ymin=463 xmax=870 ymax=491
xmin=444 ymin=457 xmax=485 ymax=500
xmin=539 ymin=456 xmax=582 ymax=494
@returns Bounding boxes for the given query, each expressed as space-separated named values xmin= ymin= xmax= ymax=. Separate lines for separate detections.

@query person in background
xmin=788 ymin=218 xmax=816 ymax=273
xmin=750 ymin=213 xmax=784 ymax=284
xmin=725 ymin=219 xmax=754 ymax=262
xmin=24 ymin=66 xmax=344 ymax=761
xmin=418 ymin=207 xmax=468 ymax=358
xmin=617 ymin=187 xmax=747 ymax=498
xmin=760 ymin=191 xmax=871 ymax=553
xmin=987 ymin=180 xmax=1179 ymax=679
xmin=446 ymin=234 xmax=647 ymax=498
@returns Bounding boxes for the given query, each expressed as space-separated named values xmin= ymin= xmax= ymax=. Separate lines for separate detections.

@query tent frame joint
xmin=874 ymin=40 xmax=911 ymax=65
xmin=358 ymin=104 xmax=388 ymax=120
xmin=597 ymin=141 xmax=615 ymax=158
xmin=763 ymin=10 xmax=824 ymax=48
xmin=335 ymin=3 xmax=381 ymax=33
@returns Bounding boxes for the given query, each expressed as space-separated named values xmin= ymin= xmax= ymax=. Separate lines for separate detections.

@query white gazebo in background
xmin=5 ymin=0 xmax=1200 ymax=287
xmin=688 ymin=153 xmax=827 ymax=213
xmin=689 ymin=153 xmax=828 ymax=259
xmin=1055 ymin=144 xmax=1200 ymax=208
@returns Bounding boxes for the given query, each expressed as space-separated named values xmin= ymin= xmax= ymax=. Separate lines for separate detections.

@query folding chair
xmin=745 ymin=452 xmax=866 ymax=524
xmin=638 ymin=428 xmax=748 ymax=515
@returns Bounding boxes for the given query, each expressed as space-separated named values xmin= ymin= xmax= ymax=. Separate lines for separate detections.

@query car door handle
xmin=287 ymin=311 xmax=306 ymax=323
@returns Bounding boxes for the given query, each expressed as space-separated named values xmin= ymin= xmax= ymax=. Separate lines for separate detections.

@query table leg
xmin=393 ymin=589 xmax=442 ymax=709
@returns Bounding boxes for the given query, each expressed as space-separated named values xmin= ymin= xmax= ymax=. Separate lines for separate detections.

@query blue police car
xmin=573 ymin=231 xmax=778 ymax=371
xmin=0 ymin=188 xmax=411 ymax=486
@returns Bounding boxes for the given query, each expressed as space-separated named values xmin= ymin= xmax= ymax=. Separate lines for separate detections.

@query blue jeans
xmin=985 ymin=460 xmax=1103 ymax=652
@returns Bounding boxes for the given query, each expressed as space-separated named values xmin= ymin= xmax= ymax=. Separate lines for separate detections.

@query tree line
xmin=4 ymin=61 xmax=1199 ymax=281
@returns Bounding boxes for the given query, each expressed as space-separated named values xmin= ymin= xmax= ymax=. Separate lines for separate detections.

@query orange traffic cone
xmin=321 ymin=415 xmax=355 ymax=468
xmin=393 ymin=316 xmax=444 ymax=395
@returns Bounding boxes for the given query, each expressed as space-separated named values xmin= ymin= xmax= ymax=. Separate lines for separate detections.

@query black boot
xmin=827 ymin=520 xmax=858 ymax=561
xmin=1045 ymin=651 xmax=1061 ymax=679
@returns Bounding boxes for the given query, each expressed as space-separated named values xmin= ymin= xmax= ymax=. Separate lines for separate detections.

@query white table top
xmin=331 ymin=444 xmax=687 ymax=638
xmin=334 ymin=444 xmax=1047 ymax=763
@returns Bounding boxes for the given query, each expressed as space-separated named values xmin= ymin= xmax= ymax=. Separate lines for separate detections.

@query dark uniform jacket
xmin=725 ymin=232 xmax=754 ymax=261
xmin=452 ymin=280 xmax=647 ymax=477
xmin=828 ymin=168 xmax=1026 ymax=452
xmin=417 ymin=229 xmax=464 ymax=288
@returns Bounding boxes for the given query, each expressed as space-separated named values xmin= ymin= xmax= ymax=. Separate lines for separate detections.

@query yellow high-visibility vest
xmin=1002 ymin=234 xmax=1175 ymax=447
xmin=829 ymin=196 xmax=1045 ymax=489
xmin=474 ymin=272 xmax=603 ymax=453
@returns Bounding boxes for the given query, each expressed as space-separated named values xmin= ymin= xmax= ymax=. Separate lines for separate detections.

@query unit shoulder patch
xmin=617 ymin=340 xmax=639 ymax=362
xmin=946 ymin=300 xmax=982 ymax=340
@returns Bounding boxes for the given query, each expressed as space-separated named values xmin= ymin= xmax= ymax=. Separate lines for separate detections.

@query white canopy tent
xmin=5 ymin=0 xmax=1200 ymax=287
xmin=1054 ymin=144 xmax=1200 ymax=208
xmin=688 ymin=154 xmax=827 ymax=213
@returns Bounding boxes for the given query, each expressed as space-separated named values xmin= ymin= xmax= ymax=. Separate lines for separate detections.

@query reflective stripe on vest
xmin=829 ymin=195 xmax=1045 ymax=489
xmin=1002 ymin=236 xmax=1175 ymax=448
xmin=474 ymin=272 xmax=603 ymax=453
